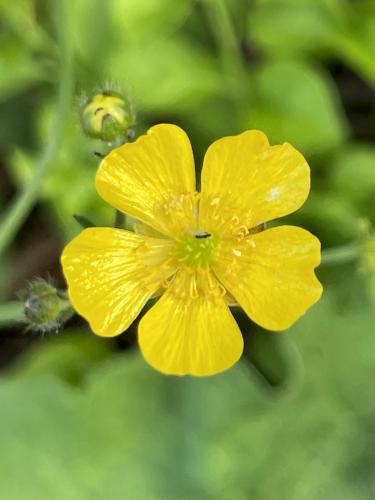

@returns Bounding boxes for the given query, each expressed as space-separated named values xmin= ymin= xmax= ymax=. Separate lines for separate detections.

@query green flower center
xmin=177 ymin=231 xmax=219 ymax=267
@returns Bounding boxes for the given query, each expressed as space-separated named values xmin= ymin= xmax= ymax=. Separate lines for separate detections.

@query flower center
xmin=177 ymin=231 xmax=219 ymax=267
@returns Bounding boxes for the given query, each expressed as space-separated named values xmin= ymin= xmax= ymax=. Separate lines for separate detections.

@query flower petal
xmin=213 ymin=226 xmax=322 ymax=331
xmin=96 ymin=124 xmax=196 ymax=237
xmin=138 ymin=269 xmax=243 ymax=376
xmin=61 ymin=228 xmax=176 ymax=337
xmin=200 ymin=130 xmax=310 ymax=228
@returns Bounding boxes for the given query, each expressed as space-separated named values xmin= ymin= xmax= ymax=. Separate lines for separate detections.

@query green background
xmin=1 ymin=0 xmax=375 ymax=498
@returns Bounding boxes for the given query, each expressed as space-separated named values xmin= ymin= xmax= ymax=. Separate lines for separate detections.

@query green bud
xmin=81 ymin=90 xmax=135 ymax=143
xmin=21 ymin=279 xmax=73 ymax=334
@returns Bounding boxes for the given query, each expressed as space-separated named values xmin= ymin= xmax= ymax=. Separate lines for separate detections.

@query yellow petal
xmin=61 ymin=228 xmax=176 ymax=337
xmin=213 ymin=226 xmax=322 ymax=331
xmin=96 ymin=124 xmax=197 ymax=238
xmin=200 ymin=130 xmax=310 ymax=229
xmin=138 ymin=269 xmax=243 ymax=376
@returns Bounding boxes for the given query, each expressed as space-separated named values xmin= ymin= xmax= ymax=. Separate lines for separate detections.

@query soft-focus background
xmin=1 ymin=0 xmax=375 ymax=498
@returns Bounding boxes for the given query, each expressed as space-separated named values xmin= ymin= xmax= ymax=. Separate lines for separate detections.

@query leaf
xmin=1 ymin=294 xmax=375 ymax=499
xmin=13 ymin=330 xmax=113 ymax=386
xmin=234 ymin=307 xmax=302 ymax=389
xmin=247 ymin=0 xmax=340 ymax=58
xmin=73 ymin=214 xmax=97 ymax=229
xmin=330 ymin=144 xmax=375 ymax=222
xmin=244 ymin=60 xmax=348 ymax=154
xmin=107 ymin=37 xmax=222 ymax=113
xmin=0 ymin=39 xmax=45 ymax=102
xmin=73 ymin=0 xmax=193 ymax=54
xmin=0 ymin=0 xmax=49 ymax=50
xmin=335 ymin=1 xmax=375 ymax=86
xmin=110 ymin=0 xmax=194 ymax=44
xmin=287 ymin=192 xmax=362 ymax=248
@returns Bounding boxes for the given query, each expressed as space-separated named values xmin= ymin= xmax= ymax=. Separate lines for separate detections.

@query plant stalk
xmin=0 ymin=0 xmax=74 ymax=259
xmin=321 ymin=243 xmax=362 ymax=266
xmin=0 ymin=302 xmax=25 ymax=327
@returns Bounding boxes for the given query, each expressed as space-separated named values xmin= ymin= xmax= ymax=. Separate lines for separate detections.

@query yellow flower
xmin=61 ymin=124 xmax=322 ymax=376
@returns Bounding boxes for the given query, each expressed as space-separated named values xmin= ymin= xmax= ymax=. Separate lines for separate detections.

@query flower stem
xmin=0 ymin=0 xmax=74 ymax=260
xmin=0 ymin=302 xmax=25 ymax=328
xmin=321 ymin=242 xmax=362 ymax=266
xmin=202 ymin=0 xmax=246 ymax=97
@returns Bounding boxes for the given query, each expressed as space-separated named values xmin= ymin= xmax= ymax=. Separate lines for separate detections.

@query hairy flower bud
xmin=81 ymin=90 xmax=135 ymax=143
xmin=21 ymin=279 xmax=73 ymax=333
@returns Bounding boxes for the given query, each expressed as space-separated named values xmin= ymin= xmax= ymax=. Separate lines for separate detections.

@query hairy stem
xmin=321 ymin=242 xmax=362 ymax=266
xmin=202 ymin=0 xmax=246 ymax=97
xmin=0 ymin=0 xmax=74 ymax=259
xmin=0 ymin=302 xmax=25 ymax=327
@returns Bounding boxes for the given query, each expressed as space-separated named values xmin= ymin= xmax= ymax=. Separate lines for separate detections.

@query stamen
xmin=158 ymin=193 xmax=200 ymax=235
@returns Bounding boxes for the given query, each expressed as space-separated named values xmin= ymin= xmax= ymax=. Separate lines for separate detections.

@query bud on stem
xmin=81 ymin=90 xmax=136 ymax=144
xmin=20 ymin=279 xmax=73 ymax=334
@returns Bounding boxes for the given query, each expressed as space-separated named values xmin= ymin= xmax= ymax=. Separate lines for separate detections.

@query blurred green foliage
xmin=1 ymin=0 xmax=375 ymax=498
xmin=1 ymin=291 xmax=375 ymax=499
xmin=1 ymin=0 xmax=374 ymax=242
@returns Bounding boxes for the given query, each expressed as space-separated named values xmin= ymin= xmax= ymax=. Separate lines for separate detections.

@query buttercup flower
xmin=61 ymin=124 xmax=322 ymax=376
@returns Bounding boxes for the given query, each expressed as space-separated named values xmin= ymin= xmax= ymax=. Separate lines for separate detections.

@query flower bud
xmin=81 ymin=90 xmax=135 ymax=143
xmin=21 ymin=279 xmax=73 ymax=334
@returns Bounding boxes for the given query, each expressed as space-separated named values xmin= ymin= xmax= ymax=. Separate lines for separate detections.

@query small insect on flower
xmin=61 ymin=125 xmax=323 ymax=376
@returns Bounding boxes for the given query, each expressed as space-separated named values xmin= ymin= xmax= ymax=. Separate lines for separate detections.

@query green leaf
xmin=73 ymin=214 xmax=97 ymax=229
xmin=110 ymin=0 xmax=194 ymax=44
xmin=107 ymin=37 xmax=222 ymax=113
xmin=12 ymin=330 xmax=113 ymax=386
xmin=0 ymin=0 xmax=50 ymax=50
xmin=330 ymin=144 xmax=375 ymax=222
xmin=247 ymin=0 xmax=340 ymax=58
xmin=335 ymin=1 xmax=375 ymax=86
xmin=73 ymin=0 xmax=193 ymax=54
xmin=234 ymin=308 xmax=302 ymax=389
xmin=0 ymin=39 xmax=45 ymax=102
xmin=286 ymin=191 xmax=362 ymax=248
xmin=244 ymin=60 xmax=348 ymax=154
xmin=2 ymin=294 xmax=375 ymax=499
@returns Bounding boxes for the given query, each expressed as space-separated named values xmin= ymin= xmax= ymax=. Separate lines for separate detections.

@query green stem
xmin=0 ymin=0 xmax=74 ymax=259
xmin=321 ymin=242 xmax=362 ymax=266
xmin=0 ymin=302 xmax=25 ymax=327
xmin=202 ymin=0 xmax=246 ymax=97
